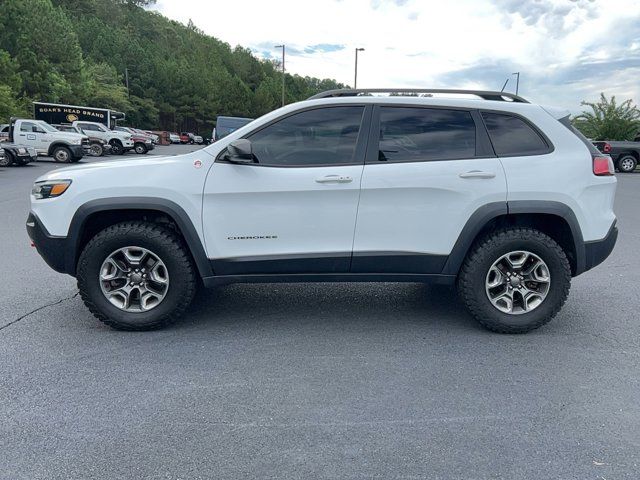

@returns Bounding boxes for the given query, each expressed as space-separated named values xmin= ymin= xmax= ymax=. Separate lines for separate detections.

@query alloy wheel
xmin=99 ymin=246 xmax=169 ymax=312
xmin=485 ymin=250 xmax=551 ymax=315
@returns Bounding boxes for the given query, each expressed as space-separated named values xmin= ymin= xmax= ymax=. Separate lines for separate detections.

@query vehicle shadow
xmin=179 ymin=282 xmax=477 ymax=333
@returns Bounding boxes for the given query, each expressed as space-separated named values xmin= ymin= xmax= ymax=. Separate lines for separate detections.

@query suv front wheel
xmin=77 ymin=221 xmax=197 ymax=330
xmin=457 ymin=228 xmax=571 ymax=333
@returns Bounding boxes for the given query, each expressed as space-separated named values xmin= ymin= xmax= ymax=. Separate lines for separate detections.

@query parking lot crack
xmin=0 ymin=292 xmax=79 ymax=332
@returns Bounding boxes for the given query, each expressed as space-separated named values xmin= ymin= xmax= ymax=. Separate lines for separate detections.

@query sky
xmin=152 ymin=0 xmax=640 ymax=112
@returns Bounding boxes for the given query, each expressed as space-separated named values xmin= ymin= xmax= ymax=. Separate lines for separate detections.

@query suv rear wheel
xmin=457 ymin=228 xmax=571 ymax=333
xmin=77 ymin=221 xmax=197 ymax=330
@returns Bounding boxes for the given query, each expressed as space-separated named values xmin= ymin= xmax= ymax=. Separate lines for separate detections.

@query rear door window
xmin=377 ymin=107 xmax=476 ymax=162
xmin=481 ymin=112 xmax=550 ymax=156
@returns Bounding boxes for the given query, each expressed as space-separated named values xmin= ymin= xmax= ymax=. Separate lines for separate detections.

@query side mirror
xmin=226 ymin=139 xmax=255 ymax=164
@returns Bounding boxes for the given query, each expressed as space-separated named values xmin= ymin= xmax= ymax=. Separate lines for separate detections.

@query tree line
xmin=0 ymin=0 xmax=345 ymax=134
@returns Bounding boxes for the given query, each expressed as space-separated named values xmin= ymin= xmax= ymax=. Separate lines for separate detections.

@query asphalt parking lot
xmin=1 ymin=148 xmax=639 ymax=479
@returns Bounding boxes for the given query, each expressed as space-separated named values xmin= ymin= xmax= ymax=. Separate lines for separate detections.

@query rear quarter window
xmin=558 ymin=116 xmax=601 ymax=155
xmin=482 ymin=112 xmax=550 ymax=157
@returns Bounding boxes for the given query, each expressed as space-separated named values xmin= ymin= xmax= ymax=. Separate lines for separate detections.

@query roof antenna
xmin=500 ymin=78 xmax=510 ymax=92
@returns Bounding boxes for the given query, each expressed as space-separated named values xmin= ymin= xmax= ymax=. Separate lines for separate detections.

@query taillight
xmin=602 ymin=142 xmax=611 ymax=154
xmin=593 ymin=155 xmax=614 ymax=176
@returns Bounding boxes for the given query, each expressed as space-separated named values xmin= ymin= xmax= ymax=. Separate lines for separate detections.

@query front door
xmin=203 ymin=105 xmax=371 ymax=275
xmin=16 ymin=121 xmax=47 ymax=153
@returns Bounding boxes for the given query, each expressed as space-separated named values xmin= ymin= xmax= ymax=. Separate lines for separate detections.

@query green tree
xmin=573 ymin=93 xmax=640 ymax=141
xmin=1 ymin=0 xmax=346 ymax=133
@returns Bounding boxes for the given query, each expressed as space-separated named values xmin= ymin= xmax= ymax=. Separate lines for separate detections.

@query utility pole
xmin=274 ymin=45 xmax=285 ymax=107
xmin=354 ymin=48 xmax=365 ymax=88
xmin=512 ymin=72 xmax=520 ymax=95
xmin=125 ymin=67 xmax=130 ymax=98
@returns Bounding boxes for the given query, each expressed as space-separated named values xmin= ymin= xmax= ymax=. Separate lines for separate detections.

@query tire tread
xmin=457 ymin=227 xmax=571 ymax=334
xmin=76 ymin=221 xmax=196 ymax=331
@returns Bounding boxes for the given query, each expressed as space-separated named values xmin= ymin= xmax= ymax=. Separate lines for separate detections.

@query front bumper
xmin=26 ymin=212 xmax=72 ymax=275
xmin=584 ymin=221 xmax=618 ymax=272
xmin=69 ymin=145 xmax=85 ymax=158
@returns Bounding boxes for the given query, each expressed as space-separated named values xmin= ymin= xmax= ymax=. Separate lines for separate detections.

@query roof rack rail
xmin=307 ymin=88 xmax=529 ymax=103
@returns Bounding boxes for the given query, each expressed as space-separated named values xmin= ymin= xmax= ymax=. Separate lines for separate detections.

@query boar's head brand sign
xmin=32 ymin=102 xmax=124 ymax=128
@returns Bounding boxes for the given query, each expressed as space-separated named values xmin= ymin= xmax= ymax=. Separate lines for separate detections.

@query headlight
xmin=32 ymin=180 xmax=72 ymax=199
xmin=72 ymin=138 xmax=82 ymax=145
xmin=18 ymin=147 xmax=27 ymax=154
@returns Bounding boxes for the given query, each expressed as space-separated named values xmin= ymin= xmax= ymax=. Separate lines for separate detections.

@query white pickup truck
xmin=72 ymin=121 xmax=134 ymax=155
xmin=9 ymin=118 xmax=88 ymax=162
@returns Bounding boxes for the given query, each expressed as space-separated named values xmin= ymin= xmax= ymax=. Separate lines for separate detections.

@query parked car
xmin=72 ymin=121 xmax=133 ymax=155
xmin=592 ymin=140 xmax=639 ymax=173
xmin=113 ymin=126 xmax=155 ymax=153
xmin=131 ymin=134 xmax=155 ymax=154
xmin=212 ymin=116 xmax=254 ymax=141
xmin=141 ymin=130 xmax=161 ymax=144
xmin=27 ymin=88 xmax=617 ymax=334
xmin=55 ymin=124 xmax=111 ymax=157
xmin=134 ymin=128 xmax=160 ymax=144
xmin=169 ymin=132 xmax=181 ymax=144
xmin=180 ymin=132 xmax=203 ymax=144
xmin=6 ymin=118 xmax=87 ymax=162
xmin=0 ymin=141 xmax=38 ymax=166
xmin=0 ymin=124 xmax=9 ymax=142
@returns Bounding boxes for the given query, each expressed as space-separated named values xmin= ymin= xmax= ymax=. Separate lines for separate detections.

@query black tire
xmin=0 ymin=150 xmax=12 ymax=167
xmin=457 ymin=227 xmax=571 ymax=334
xmin=52 ymin=146 xmax=72 ymax=163
xmin=89 ymin=143 xmax=104 ymax=157
xmin=0 ymin=150 xmax=15 ymax=167
xmin=616 ymin=155 xmax=637 ymax=173
xmin=134 ymin=142 xmax=148 ymax=154
xmin=77 ymin=221 xmax=197 ymax=331
xmin=109 ymin=140 xmax=124 ymax=155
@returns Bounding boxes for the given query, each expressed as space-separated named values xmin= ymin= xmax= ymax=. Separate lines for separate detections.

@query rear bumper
xmin=26 ymin=212 xmax=72 ymax=275
xmin=583 ymin=221 xmax=618 ymax=272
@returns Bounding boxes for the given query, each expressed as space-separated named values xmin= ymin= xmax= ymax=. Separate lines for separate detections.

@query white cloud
xmin=152 ymin=0 xmax=640 ymax=111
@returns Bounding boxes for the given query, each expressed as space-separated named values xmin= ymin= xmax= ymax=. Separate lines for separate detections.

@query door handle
xmin=315 ymin=175 xmax=353 ymax=184
xmin=459 ymin=170 xmax=496 ymax=179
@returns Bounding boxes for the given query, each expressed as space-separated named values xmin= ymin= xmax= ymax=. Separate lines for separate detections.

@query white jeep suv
xmin=27 ymin=89 xmax=617 ymax=333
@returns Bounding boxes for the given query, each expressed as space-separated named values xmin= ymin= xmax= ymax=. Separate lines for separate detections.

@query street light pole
xmin=275 ymin=45 xmax=285 ymax=107
xmin=512 ymin=72 xmax=520 ymax=95
xmin=354 ymin=48 xmax=365 ymax=88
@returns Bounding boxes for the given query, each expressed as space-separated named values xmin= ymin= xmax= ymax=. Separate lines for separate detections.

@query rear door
xmin=203 ymin=105 xmax=371 ymax=275
xmin=352 ymin=105 xmax=507 ymax=274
